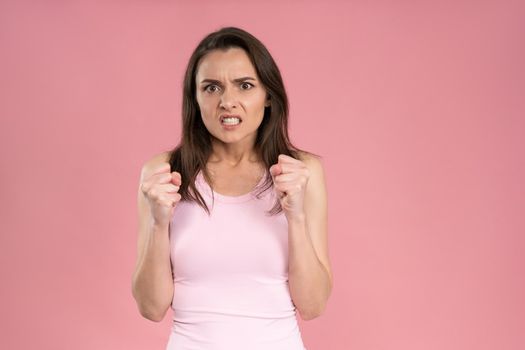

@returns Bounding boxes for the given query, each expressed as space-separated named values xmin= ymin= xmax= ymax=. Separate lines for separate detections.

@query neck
xmin=208 ymin=138 xmax=260 ymax=168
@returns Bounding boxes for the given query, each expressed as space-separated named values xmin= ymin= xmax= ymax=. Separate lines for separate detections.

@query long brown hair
xmin=168 ymin=26 xmax=317 ymax=216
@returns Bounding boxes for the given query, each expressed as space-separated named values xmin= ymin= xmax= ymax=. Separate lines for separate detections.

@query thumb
xmin=269 ymin=163 xmax=281 ymax=178
xmin=171 ymin=172 xmax=182 ymax=185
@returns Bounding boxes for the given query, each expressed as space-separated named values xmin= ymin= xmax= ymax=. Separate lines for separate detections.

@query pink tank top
xmin=166 ymin=170 xmax=307 ymax=350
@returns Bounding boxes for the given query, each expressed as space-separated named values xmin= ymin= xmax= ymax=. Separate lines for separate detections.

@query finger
xmin=269 ymin=164 xmax=281 ymax=177
xmin=142 ymin=172 xmax=172 ymax=193
xmin=150 ymin=172 xmax=174 ymax=184
xmin=278 ymin=154 xmax=303 ymax=164
xmin=156 ymin=183 xmax=180 ymax=193
xmin=277 ymin=162 xmax=304 ymax=174
xmin=169 ymin=193 xmax=182 ymax=204
xmin=279 ymin=182 xmax=302 ymax=193
xmin=273 ymin=172 xmax=299 ymax=183
xmin=171 ymin=171 xmax=182 ymax=185
xmin=151 ymin=162 xmax=171 ymax=175
xmin=273 ymin=186 xmax=286 ymax=199
xmin=158 ymin=193 xmax=181 ymax=206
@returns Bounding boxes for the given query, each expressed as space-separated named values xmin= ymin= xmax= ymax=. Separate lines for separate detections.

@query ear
xmin=265 ymin=96 xmax=271 ymax=107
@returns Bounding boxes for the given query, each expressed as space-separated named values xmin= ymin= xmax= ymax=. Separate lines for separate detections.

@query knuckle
xmin=154 ymin=194 xmax=164 ymax=204
xmin=149 ymin=187 xmax=158 ymax=198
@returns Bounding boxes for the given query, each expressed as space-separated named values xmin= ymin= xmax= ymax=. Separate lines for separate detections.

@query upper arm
xmin=300 ymin=152 xmax=333 ymax=289
xmin=132 ymin=151 xmax=171 ymax=280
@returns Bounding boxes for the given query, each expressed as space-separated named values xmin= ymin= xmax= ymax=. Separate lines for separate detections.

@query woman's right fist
xmin=140 ymin=162 xmax=182 ymax=228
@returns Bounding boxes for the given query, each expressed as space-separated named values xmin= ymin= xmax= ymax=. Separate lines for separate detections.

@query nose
xmin=219 ymin=86 xmax=238 ymax=110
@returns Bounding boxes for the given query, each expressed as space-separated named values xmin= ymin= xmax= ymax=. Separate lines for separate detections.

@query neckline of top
xmin=195 ymin=169 xmax=268 ymax=204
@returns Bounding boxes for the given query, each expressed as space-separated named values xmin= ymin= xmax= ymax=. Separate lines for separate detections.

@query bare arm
xmin=288 ymin=154 xmax=333 ymax=320
xmin=288 ymin=215 xmax=332 ymax=320
xmin=131 ymin=153 xmax=174 ymax=322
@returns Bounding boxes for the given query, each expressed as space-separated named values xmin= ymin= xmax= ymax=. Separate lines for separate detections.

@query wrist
xmin=150 ymin=220 xmax=169 ymax=232
xmin=286 ymin=212 xmax=306 ymax=224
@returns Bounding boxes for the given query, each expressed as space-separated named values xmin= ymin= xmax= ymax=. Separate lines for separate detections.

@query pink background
xmin=1 ymin=0 xmax=524 ymax=349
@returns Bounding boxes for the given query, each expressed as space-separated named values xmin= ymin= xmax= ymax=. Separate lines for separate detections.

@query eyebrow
xmin=199 ymin=76 xmax=257 ymax=84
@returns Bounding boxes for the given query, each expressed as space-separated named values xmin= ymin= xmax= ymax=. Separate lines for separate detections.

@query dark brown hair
xmin=168 ymin=26 xmax=317 ymax=216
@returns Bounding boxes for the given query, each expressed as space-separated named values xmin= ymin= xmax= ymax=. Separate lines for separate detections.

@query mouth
xmin=220 ymin=114 xmax=242 ymax=125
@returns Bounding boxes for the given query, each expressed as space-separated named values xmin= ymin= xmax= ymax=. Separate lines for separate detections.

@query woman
xmin=132 ymin=26 xmax=333 ymax=350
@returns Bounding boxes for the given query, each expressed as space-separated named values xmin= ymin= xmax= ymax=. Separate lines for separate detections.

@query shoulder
xmin=297 ymin=151 xmax=325 ymax=179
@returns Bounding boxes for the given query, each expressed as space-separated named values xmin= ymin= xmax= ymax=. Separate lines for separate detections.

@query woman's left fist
xmin=269 ymin=154 xmax=310 ymax=220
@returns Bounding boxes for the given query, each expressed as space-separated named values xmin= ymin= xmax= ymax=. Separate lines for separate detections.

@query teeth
xmin=222 ymin=117 xmax=240 ymax=125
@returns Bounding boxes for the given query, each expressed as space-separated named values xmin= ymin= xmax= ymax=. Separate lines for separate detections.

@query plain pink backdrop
xmin=1 ymin=0 xmax=524 ymax=349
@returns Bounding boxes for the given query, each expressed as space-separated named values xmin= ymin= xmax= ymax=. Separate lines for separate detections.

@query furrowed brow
xmin=200 ymin=76 xmax=256 ymax=84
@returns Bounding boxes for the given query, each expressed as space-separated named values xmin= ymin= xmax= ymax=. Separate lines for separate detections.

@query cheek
xmin=197 ymin=99 xmax=214 ymax=118
xmin=245 ymin=94 xmax=268 ymax=111
xmin=195 ymin=92 xmax=204 ymax=106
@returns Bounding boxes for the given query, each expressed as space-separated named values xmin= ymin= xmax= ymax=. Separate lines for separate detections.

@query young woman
xmin=132 ymin=26 xmax=333 ymax=350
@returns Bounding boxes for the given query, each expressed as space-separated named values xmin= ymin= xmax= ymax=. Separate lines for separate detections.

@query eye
xmin=204 ymin=84 xmax=219 ymax=93
xmin=241 ymin=82 xmax=254 ymax=90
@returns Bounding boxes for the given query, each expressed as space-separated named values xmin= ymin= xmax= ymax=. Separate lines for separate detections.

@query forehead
xmin=196 ymin=48 xmax=257 ymax=80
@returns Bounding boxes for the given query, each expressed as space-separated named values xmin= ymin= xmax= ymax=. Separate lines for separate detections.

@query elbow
xmin=298 ymin=303 xmax=327 ymax=321
xmin=135 ymin=297 xmax=169 ymax=322
xmin=139 ymin=307 xmax=166 ymax=322
xmin=131 ymin=285 xmax=170 ymax=322
xmin=296 ymin=287 xmax=332 ymax=321
xmin=136 ymin=300 xmax=170 ymax=322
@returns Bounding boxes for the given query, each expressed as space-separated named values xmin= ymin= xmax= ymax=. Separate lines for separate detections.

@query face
xmin=195 ymin=47 xmax=270 ymax=146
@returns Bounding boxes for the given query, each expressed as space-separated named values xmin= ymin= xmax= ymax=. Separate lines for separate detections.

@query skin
xmin=270 ymin=153 xmax=333 ymax=319
xmin=195 ymin=47 xmax=270 ymax=177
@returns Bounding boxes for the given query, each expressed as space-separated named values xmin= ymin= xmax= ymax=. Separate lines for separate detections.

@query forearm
xmin=287 ymin=214 xmax=332 ymax=320
xmin=132 ymin=224 xmax=174 ymax=321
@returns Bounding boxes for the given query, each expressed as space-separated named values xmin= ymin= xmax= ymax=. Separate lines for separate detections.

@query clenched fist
xmin=140 ymin=162 xmax=182 ymax=228
xmin=269 ymin=154 xmax=310 ymax=221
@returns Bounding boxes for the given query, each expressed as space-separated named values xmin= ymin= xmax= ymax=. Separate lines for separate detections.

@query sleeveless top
xmin=166 ymin=169 xmax=307 ymax=350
